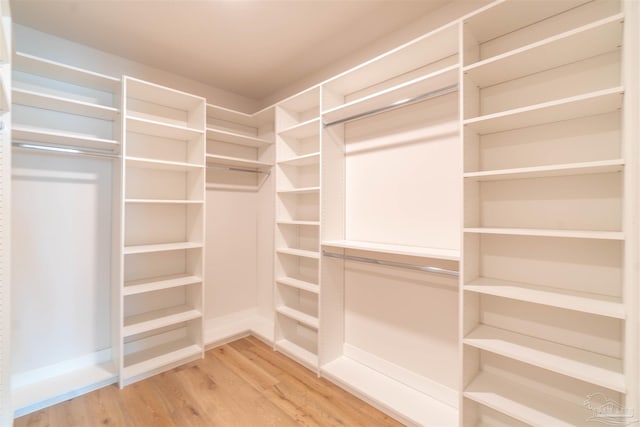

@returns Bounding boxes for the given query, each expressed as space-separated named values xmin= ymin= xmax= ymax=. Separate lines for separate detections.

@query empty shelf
xmin=277 ymin=187 xmax=320 ymax=195
xmin=463 ymin=228 xmax=624 ymax=240
xmin=12 ymin=88 xmax=119 ymax=120
xmin=124 ymin=274 xmax=202 ymax=296
xmin=464 ymin=325 xmax=625 ymax=392
xmin=464 ymin=277 xmax=624 ymax=319
xmin=277 ymin=220 xmax=320 ymax=226
xmin=277 ymin=152 xmax=320 ymax=166
xmin=278 ymin=118 xmax=320 ymax=139
xmin=123 ymin=305 xmax=202 ymax=337
xmin=463 ymin=159 xmax=625 ymax=181
xmin=126 ymin=156 xmax=203 ymax=171
xmin=126 ymin=115 xmax=203 ymax=140
xmin=123 ymin=242 xmax=203 ymax=254
xmin=125 ymin=198 xmax=204 ymax=204
xmin=276 ymin=248 xmax=320 ymax=259
xmin=276 ymin=277 xmax=319 ymax=294
xmin=206 ymin=154 xmax=272 ymax=169
xmin=206 ymin=128 xmax=272 ymax=147
xmin=276 ymin=306 xmax=319 ymax=329
xmin=322 ymin=240 xmax=460 ymax=261
xmin=122 ymin=338 xmax=202 ymax=381
xmin=12 ymin=126 xmax=119 ymax=152
xmin=275 ymin=339 xmax=318 ymax=369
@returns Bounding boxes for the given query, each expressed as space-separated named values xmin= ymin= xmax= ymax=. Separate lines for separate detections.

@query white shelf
xmin=12 ymin=88 xmax=119 ymax=120
xmin=125 ymin=76 xmax=203 ymax=112
xmin=125 ymin=156 xmax=203 ymax=171
xmin=464 ymin=87 xmax=624 ymax=135
xmin=205 ymin=183 xmax=262 ymax=192
xmin=322 ymin=240 xmax=460 ymax=261
xmin=206 ymin=127 xmax=272 ymax=148
xmin=276 ymin=277 xmax=319 ymax=294
xmin=276 ymin=306 xmax=319 ymax=330
xmin=276 ymin=248 xmax=320 ymax=260
xmin=12 ymin=362 xmax=117 ymax=417
xmin=124 ymin=198 xmax=204 ymax=204
xmin=126 ymin=115 xmax=203 ymax=140
xmin=124 ymin=274 xmax=202 ymax=296
xmin=464 ymin=325 xmax=625 ymax=393
xmin=123 ymin=305 xmax=202 ymax=338
xmin=122 ymin=338 xmax=202 ymax=381
xmin=123 ymin=242 xmax=203 ymax=255
xmin=323 ymin=65 xmax=458 ymax=125
xmin=464 ymin=277 xmax=625 ymax=319
xmin=278 ymin=117 xmax=320 ymax=139
xmin=277 ymin=152 xmax=320 ymax=166
xmin=464 ymin=14 xmax=623 ymax=88
xmin=12 ymin=125 xmax=119 ymax=152
xmin=463 ymin=227 xmax=624 ymax=240
xmin=13 ymin=51 xmax=120 ymax=92
xmin=0 ymin=69 xmax=8 ymax=112
xmin=322 ymin=356 xmax=457 ymax=427
xmin=206 ymin=154 xmax=272 ymax=170
xmin=275 ymin=339 xmax=318 ymax=368
xmin=277 ymin=220 xmax=320 ymax=226
xmin=464 ymin=159 xmax=625 ymax=181
xmin=277 ymin=186 xmax=320 ymax=195
xmin=464 ymin=371 xmax=589 ymax=427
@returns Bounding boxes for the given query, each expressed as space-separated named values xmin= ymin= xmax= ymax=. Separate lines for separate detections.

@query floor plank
xmin=14 ymin=337 xmax=404 ymax=427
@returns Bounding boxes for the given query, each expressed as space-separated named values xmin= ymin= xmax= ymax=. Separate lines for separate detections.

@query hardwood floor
xmin=15 ymin=336 xmax=404 ymax=427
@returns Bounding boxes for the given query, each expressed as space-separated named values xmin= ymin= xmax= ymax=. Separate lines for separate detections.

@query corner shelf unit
xmin=11 ymin=52 xmax=120 ymax=154
xmin=460 ymin=1 xmax=636 ymax=425
xmin=274 ymin=86 xmax=322 ymax=370
xmin=205 ymin=103 xmax=274 ymax=192
xmin=119 ymin=76 xmax=206 ymax=387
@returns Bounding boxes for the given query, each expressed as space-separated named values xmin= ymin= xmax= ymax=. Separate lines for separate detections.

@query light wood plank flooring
xmin=15 ymin=336 xmax=404 ymax=426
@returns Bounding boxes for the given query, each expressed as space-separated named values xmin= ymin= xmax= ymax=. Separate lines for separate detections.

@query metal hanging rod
xmin=323 ymin=83 xmax=459 ymax=128
xmin=12 ymin=142 xmax=120 ymax=159
xmin=322 ymin=250 xmax=459 ymax=277
xmin=206 ymin=164 xmax=271 ymax=175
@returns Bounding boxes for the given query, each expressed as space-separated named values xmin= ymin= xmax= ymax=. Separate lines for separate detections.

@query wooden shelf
xmin=464 ymin=371 xmax=589 ymax=426
xmin=13 ymin=51 xmax=120 ymax=92
xmin=463 ymin=0 xmax=590 ymax=48
xmin=276 ymin=306 xmax=319 ymax=330
xmin=323 ymin=65 xmax=458 ymax=125
xmin=124 ymin=274 xmax=202 ymax=296
xmin=274 ymin=339 xmax=318 ymax=368
xmin=12 ymin=88 xmax=119 ymax=120
xmin=277 ymin=152 xmax=320 ymax=166
xmin=206 ymin=128 xmax=272 ymax=148
xmin=123 ymin=242 xmax=202 ymax=255
xmin=122 ymin=338 xmax=202 ymax=381
xmin=12 ymin=361 xmax=117 ymax=417
xmin=464 ymin=14 xmax=623 ymax=88
xmin=464 ymin=87 xmax=624 ymax=135
xmin=277 ymin=220 xmax=320 ymax=226
xmin=463 ymin=227 xmax=624 ymax=240
xmin=276 ymin=248 xmax=320 ymax=260
xmin=124 ymin=198 xmax=204 ymax=204
xmin=322 ymin=240 xmax=460 ymax=261
xmin=321 ymin=356 xmax=457 ymax=427
xmin=126 ymin=116 xmax=203 ymax=140
xmin=206 ymin=154 xmax=272 ymax=170
xmin=277 ymin=186 xmax=320 ymax=195
xmin=464 ymin=325 xmax=625 ymax=393
xmin=276 ymin=277 xmax=319 ymax=294
xmin=465 ymin=277 xmax=624 ymax=319
xmin=278 ymin=118 xmax=320 ymax=139
xmin=126 ymin=156 xmax=203 ymax=171
xmin=464 ymin=159 xmax=625 ymax=181
xmin=123 ymin=305 xmax=202 ymax=338
xmin=12 ymin=125 xmax=119 ymax=152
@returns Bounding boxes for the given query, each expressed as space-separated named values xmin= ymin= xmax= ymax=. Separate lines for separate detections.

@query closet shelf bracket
xmin=322 ymin=83 xmax=459 ymax=128
xmin=322 ymin=250 xmax=459 ymax=276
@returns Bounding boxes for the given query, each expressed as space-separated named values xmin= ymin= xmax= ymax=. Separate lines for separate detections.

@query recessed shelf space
xmin=126 ymin=156 xmax=203 ymax=171
xmin=463 ymin=14 xmax=623 ymax=88
xmin=126 ymin=116 xmax=204 ymax=140
xmin=277 ymin=86 xmax=320 ymax=131
xmin=206 ymin=128 xmax=272 ymax=148
xmin=275 ymin=277 xmax=319 ymax=294
xmin=275 ymin=305 xmax=319 ymax=330
xmin=278 ymin=117 xmax=320 ymax=140
xmin=124 ymin=274 xmax=202 ymax=296
xmin=277 ymin=152 xmax=320 ymax=167
xmin=122 ymin=336 xmax=202 ymax=383
xmin=274 ymin=338 xmax=318 ymax=369
xmin=123 ymin=304 xmax=202 ymax=338
xmin=206 ymin=154 xmax=271 ymax=170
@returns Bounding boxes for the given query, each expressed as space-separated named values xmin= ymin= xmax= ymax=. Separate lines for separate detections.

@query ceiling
xmin=10 ymin=0 xmax=449 ymax=102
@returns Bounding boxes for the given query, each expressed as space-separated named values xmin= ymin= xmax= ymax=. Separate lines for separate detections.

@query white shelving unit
xmin=274 ymin=86 xmax=322 ymax=370
xmin=318 ymin=21 xmax=461 ymax=426
xmin=119 ymin=76 xmax=206 ymax=386
xmin=205 ymin=103 xmax=274 ymax=192
xmin=11 ymin=51 xmax=120 ymax=154
xmin=460 ymin=1 xmax=637 ymax=425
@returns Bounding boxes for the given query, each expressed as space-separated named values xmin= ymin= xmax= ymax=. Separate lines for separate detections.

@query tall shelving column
xmin=274 ymin=86 xmax=322 ymax=370
xmin=0 ymin=1 xmax=10 ymax=424
xmin=459 ymin=1 xmax=636 ymax=425
xmin=119 ymin=77 xmax=206 ymax=386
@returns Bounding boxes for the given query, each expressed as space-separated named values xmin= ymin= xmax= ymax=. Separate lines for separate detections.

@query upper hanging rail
xmin=322 ymin=250 xmax=459 ymax=277
xmin=206 ymin=164 xmax=271 ymax=175
xmin=12 ymin=142 xmax=120 ymax=159
xmin=323 ymin=83 xmax=459 ymax=128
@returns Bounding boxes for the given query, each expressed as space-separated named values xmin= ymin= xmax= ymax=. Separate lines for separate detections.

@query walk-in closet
xmin=1 ymin=0 xmax=639 ymax=425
